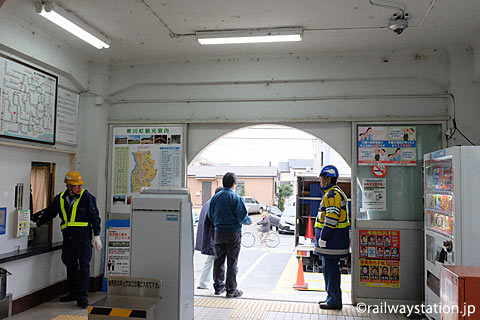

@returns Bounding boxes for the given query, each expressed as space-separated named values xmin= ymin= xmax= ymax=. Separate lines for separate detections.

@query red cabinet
xmin=441 ymin=266 xmax=480 ymax=320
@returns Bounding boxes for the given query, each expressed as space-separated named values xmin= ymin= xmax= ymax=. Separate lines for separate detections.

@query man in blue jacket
xmin=314 ymin=165 xmax=350 ymax=310
xmin=208 ymin=172 xmax=252 ymax=298
xmin=195 ymin=187 xmax=223 ymax=289
xmin=32 ymin=171 xmax=102 ymax=309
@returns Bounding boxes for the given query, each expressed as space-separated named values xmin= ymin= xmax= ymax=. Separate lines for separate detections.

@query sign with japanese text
xmin=358 ymin=126 xmax=416 ymax=166
xmin=111 ymin=126 xmax=184 ymax=214
xmin=362 ymin=178 xmax=386 ymax=211
xmin=359 ymin=229 xmax=401 ymax=288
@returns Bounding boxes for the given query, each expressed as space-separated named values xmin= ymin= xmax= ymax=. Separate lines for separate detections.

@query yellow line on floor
xmin=271 ymin=252 xmax=298 ymax=294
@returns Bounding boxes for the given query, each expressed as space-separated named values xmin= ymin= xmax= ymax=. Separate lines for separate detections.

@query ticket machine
xmin=130 ymin=188 xmax=194 ymax=320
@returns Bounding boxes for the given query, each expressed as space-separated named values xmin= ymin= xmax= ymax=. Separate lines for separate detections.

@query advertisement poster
xmin=105 ymin=227 xmax=130 ymax=277
xmin=55 ymin=87 xmax=79 ymax=146
xmin=359 ymin=229 xmax=400 ymax=288
xmin=111 ymin=126 xmax=184 ymax=213
xmin=362 ymin=178 xmax=386 ymax=210
xmin=358 ymin=126 xmax=416 ymax=166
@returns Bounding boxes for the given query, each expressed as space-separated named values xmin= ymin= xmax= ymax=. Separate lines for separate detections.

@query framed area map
xmin=0 ymin=54 xmax=57 ymax=144
xmin=110 ymin=125 xmax=185 ymax=214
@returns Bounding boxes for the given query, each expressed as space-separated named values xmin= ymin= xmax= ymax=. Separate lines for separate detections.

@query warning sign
xmin=371 ymin=164 xmax=388 ymax=177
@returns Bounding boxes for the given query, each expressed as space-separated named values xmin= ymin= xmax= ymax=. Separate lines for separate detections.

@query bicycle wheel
xmin=265 ymin=231 xmax=280 ymax=248
xmin=241 ymin=232 xmax=255 ymax=248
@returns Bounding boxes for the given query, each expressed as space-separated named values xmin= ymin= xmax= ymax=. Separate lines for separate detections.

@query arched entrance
xmin=187 ymin=124 xmax=352 ymax=304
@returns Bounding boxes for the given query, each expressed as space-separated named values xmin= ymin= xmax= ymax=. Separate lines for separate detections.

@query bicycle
xmin=241 ymin=230 xmax=280 ymax=248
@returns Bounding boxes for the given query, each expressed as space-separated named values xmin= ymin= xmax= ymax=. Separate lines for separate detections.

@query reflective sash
xmin=60 ymin=190 xmax=88 ymax=230
xmin=314 ymin=186 xmax=350 ymax=229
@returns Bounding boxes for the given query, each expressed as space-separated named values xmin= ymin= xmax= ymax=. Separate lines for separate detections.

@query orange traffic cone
xmin=293 ymin=257 xmax=308 ymax=290
xmin=305 ymin=215 xmax=314 ymax=240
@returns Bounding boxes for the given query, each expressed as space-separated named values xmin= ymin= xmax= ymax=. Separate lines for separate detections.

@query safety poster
xmin=358 ymin=126 xmax=416 ymax=166
xmin=359 ymin=229 xmax=400 ymax=288
xmin=105 ymin=226 xmax=130 ymax=277
xmin=110 ymin=125 xmax=184 ymax=213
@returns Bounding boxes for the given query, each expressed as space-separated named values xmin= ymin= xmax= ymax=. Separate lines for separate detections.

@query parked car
xmin=243 ymin=196 xmax=266 ymax=214
xmin=278 ymin=206 xmax=296 ymax=234
xmin=192 ymin=209 xmax=200 ymax=226
xmin=268 ymin=205 xmax=282 ymax=217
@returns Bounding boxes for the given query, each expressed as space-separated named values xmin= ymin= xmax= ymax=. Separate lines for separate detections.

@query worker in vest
xmin=314 ymin=165 xmax=349 ymax=310
xmin=32 ymin=170 xmax=102 ymax=309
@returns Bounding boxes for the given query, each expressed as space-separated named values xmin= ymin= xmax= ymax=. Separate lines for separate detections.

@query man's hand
xmin=92 ymin=236 xmax=102 ymax=251
xmin=29 ymin=221 xmax=37 ymax=229
xmin=319 ymin=239 xmax=327 ymax=248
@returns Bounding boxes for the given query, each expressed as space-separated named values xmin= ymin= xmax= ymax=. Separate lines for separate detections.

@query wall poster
xmin=0 ymin=207 xmax=6 ymax=235
xmin=362 ymin=178 xmax=386 ymax=211
xmin=102 ymin=220 xmax=130 ymax=292
xmin=359 ymin=229 xmax=400 ymax=288
xmin=358 ymin=126 xmax=416 ymax=166
xmin=0 ymin=54 xmax=57 ymax=144
xmin=111 ymin=126 xmax=184 ymax=213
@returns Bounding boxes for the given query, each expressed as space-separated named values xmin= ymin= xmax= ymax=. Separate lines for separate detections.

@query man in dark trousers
xmin=195 ymin=186 xmax=223 ymax=289
xmin=314 ymin=165 xmax=350 ymax=310
xmin=32 ymin=170 xmax=102 ymax=309
xmin=208 ymin=172 xmax=252 ymax=298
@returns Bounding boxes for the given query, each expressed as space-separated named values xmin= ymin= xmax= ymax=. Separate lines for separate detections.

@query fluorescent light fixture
xmin=196 ymin=27 xmax=303 ymax=45
xmin=36 ymin=1 xmax=110 ymax=49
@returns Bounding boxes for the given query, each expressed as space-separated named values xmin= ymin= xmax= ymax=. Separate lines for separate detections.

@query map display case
xmin=424 ymin=147 xmax=480 ymax=320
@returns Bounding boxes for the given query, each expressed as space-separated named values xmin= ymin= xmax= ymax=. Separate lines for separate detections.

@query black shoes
xmin=77 ymin=299 xmax=89 ymax=309
xmin=59 ymin=294 xmax=77 ymax=302
xmin=214 ymin=287 xmax=226 ymax=295
xmin=319 ymin=302 xmax=342 ymax=310
xmin=226 ymin=289 xmax=243 ymax=298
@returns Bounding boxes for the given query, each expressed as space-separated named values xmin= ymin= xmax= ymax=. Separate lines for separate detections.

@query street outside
xmin=193 ymin=214 xmax=352 ymax=304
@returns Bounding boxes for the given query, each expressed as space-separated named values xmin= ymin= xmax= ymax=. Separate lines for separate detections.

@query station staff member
xmin=314 ymin=165 xmax=349 ymax=310
xmin=32 ymin=171 xmax=102 ymax=309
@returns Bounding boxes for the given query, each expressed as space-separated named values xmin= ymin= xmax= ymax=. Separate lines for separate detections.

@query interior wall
xmin=108 ymin=50 xmax=453 ymax=165
xmin=0 ymin=1 xmax=96 ymax=299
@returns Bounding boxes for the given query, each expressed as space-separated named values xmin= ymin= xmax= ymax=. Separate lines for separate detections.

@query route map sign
xmin=110 ymin=126 xmax=184 ymax=214
xmin=0 ymin=54 xmax=57 ymax=144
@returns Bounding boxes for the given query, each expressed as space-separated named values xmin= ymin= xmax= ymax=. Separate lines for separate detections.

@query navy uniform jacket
xmin=37 ymin=189 xmax=101 ymax=238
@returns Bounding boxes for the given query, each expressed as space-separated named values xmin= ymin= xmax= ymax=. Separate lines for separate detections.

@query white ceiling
xmin=7 ymin=0 xmax=480 ymax=63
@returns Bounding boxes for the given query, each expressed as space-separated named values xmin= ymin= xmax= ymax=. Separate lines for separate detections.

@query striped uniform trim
xmin=314 ymin=247 xmax=349 ymax=255
xmin=88 ymin=306 xmax=147 ymax=318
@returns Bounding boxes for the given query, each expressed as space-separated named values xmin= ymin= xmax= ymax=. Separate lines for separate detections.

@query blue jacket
xmin=36 ymin=189 xmax=101 ymax=238
xmin=208 ymin=188 xmax=251 ymax=233
xmin=194 ymin=199 xmax=215 ymax=256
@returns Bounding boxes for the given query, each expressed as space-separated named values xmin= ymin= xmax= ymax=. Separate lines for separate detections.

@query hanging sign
xmin=371 ymin=164 xmax=388 ymax=177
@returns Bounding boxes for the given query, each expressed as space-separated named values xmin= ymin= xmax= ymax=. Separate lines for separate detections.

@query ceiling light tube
xmin=37 ymin=1 xmax=110 ymax=49
xmin=196 ymin=27 xmax=303 ymax=45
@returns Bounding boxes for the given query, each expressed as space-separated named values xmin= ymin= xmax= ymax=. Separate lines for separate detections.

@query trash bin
xmin=0 ymin=268 xmax=11 ymax=300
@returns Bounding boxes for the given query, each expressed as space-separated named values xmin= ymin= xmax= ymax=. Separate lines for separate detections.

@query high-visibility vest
xmin=60 ymin=190 xmax=89 ymax=230
xmin=314 ymin=186 xmax=350 ymax=229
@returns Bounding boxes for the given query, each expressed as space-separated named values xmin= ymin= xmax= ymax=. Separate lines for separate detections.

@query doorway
xmin=188 ymin=124 xmax=352 ymax=304
xmin=29 ymin=162 xmax=55 ymax=247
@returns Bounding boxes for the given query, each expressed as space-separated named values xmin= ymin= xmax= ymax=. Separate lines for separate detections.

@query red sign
xmin=371 ymin=164 xmax=388 ymax=177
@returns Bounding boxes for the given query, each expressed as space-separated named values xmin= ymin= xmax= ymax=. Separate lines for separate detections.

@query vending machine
xmin=423 ymin=146 xmax=480 ymax=320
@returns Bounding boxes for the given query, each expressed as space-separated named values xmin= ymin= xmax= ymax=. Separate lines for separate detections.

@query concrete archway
xmin=187 ymin=122 xmax=352 ymax=166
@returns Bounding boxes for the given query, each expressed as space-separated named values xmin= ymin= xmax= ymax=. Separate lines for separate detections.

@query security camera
xmin=388 ymin=13 xmax=409 ymax=35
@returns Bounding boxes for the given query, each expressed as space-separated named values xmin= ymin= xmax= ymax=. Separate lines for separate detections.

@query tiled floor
xmin=9 ymin=294 xmax=413 ymax=320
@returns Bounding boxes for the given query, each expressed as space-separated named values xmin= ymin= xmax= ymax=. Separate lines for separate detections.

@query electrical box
xmin=440 ymin=266 xmax=480 ymax=320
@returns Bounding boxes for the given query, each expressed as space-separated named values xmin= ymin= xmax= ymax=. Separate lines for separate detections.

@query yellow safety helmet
xmin=64 ymin=170 xmax=85 ymax=185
